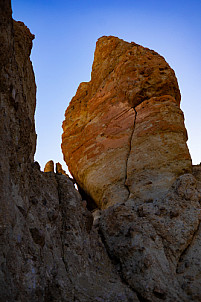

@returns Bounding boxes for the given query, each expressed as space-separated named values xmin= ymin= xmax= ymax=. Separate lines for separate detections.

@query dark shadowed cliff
xmin=0 ymin=2 xmax=137 ymax=301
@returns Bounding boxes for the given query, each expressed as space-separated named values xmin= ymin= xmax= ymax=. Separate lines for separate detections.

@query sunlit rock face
xmin=62 ymin=36 xmax=192 ymax=209
xmin=44 ymin=160 xmax=54 ymax=172
xmin=127 ymin=95 xmax=192 ymax=201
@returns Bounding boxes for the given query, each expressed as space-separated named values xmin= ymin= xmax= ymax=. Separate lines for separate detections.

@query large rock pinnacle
xmin=62 ymin=36 xmax=192 ymax=208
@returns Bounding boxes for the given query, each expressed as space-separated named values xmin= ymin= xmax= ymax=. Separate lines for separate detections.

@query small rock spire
xmin=44 ymin=160 xmax=54 ymax=172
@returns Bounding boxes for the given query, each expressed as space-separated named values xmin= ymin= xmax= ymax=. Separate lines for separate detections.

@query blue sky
xmin=12 ymin=0 xmax=201 ymax=170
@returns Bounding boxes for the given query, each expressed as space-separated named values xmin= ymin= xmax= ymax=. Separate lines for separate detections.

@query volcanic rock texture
xmin=62 ymin=36 xmax=192 ymax=209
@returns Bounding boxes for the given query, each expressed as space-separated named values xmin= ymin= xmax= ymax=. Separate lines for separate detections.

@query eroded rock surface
xmin=127 ymin=95 xmax=192 ymax=201
xmin=0 ymin=3 xmax=138 ymax=301
xmin=56 ymin=162 xmax=68 ymax=176
xmin=99 ymin=174 xmax=201 ymax=301
xmin=1 ymin=2 xmax=201 ymax=302
xmin=62 ymin=36 xmax=191 ymax=209
xmin=61 ymin=34 xmax=201 ymax=302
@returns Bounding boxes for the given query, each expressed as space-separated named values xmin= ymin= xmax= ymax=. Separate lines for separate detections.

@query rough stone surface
xmin=60 ymin=34 xmax=201 ymax=302
xmin=44 ymin=160 xmax=54 ymax=172
xmin=62 ymin=36 xmax=191 ymax=209
xmin=99 ymin=174 xmax=201 ymax=301
xmin=127 ymin=95 xmax=192 ymax=201
xmin=0 ymin=4 xmax=138 ymax=302
xmin=1 ymin=2 xmax=201 ymax=302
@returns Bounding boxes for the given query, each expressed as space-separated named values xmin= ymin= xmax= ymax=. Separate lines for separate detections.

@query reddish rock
xmin=62 ymin=36 xmax=191 ymax=208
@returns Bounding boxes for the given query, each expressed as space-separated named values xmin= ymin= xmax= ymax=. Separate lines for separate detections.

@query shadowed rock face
xmin=62 ymin=36 xmax=192 ymax=209
xmin=99 ymin=173 xmax=201 ymax=302
xmin=0 ymin=3 xmax=138 ymax=301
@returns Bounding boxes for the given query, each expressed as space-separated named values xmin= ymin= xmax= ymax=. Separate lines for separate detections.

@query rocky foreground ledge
xmin=1 ymin=1 xmax=201 ymax=301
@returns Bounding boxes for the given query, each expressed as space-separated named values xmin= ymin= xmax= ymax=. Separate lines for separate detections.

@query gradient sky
xmin=12 ymin=0 xmax=201 ymax=171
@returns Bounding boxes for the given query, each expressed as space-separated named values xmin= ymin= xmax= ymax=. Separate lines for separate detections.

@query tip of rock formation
xmin=62 ymin=35 xmax=191 ymax=209
xmin=44 ymin=160 xmax=54 ymax=172
xmin=44 ymin=161 xmax=70 ymax=177
xmin=56 ymin=162 xmax=68 ymax=176
xmin=13 ymin=21 xmax=35 ymax=56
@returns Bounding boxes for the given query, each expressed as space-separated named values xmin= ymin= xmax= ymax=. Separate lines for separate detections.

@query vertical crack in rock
xmin=176 ymin=220 xmax=201 ymax=272
xmin=55 ymin=175 xmax=81 ymax=301
xmin=98 ymin=227 xmax=140 ymax=299
xmin=124 ymin=107 xmax=137 ymax=195
xmin=55 ymin=175 xmax=74 ymax=288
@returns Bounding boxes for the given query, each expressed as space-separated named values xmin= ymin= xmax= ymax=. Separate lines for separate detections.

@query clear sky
xmin=12 ymin=0 xmax=201 ymax=171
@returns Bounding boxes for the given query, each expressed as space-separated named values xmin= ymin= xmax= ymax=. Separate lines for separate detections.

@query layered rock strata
xmin=62 ymin=36 xmax=192 ymax=209
xmin=127 ymin=95 xmax=191 ymax=201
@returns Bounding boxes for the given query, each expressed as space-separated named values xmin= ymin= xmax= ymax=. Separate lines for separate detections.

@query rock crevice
xmin=177 ymin=218 xmax=201 ymax=270
xmin=98 ymin=174 xmax=201 ymax=301
xmin=124 ymin=107 xmax=137 ymax=195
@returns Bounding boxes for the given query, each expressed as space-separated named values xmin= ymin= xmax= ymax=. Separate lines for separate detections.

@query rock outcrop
xmin=0 ymin=3 xmax=138 ymax=301
xmin=1 ymin=2 xmax=201 ymax=302
xmin=62 ymin=36 xmax=192 ymax=209
xmin=99 ymin=174 xmax=201 ymax=301
xmin=127 ymin=95 xmax=191 ymax=201
xmin=61 ymin=35 xmax=201 ymax=301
